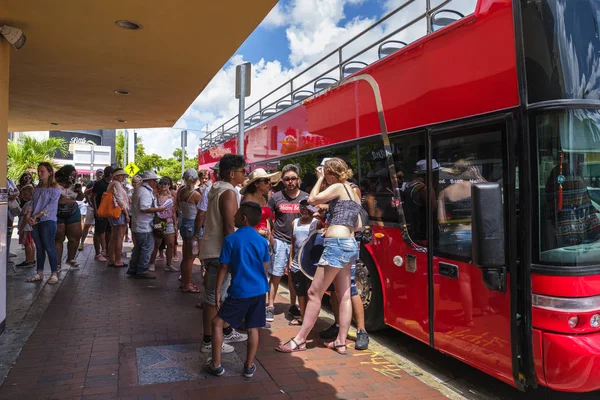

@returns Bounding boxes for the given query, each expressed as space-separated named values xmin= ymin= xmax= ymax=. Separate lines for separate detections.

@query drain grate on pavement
xmin=135 ymin=343 xmax=245 ymax=385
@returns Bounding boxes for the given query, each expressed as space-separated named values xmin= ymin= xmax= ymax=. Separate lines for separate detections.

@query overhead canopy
xmin=2 ymin=0 xmax=277 ymax=132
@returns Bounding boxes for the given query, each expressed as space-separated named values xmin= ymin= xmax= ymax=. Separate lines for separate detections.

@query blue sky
xmin=137 ymin=0 xmax=477 ymax=158
xmin=235 ymin=0 xmax=382 ymax=70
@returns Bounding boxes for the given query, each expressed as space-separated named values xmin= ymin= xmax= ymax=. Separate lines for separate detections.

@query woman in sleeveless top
xmin=150 ymin=177 xmax=178 ymax=272
xmin=178 ymin=169 xmax=202 ymax=293
xmin=276 ymin=158 xmax=362 ymax=355
xmin=241 ymin=168 xmax=281 ymax=245
xmin=54 ymin=165 xmax=83 ymax=271
xmin=25 ymin=163 xmax=61 ymax=284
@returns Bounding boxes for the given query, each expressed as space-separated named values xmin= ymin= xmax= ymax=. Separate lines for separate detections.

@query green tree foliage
xmin=8 ymin=136 xmax=68 ymax=181
xmin=157 ymin=156 xmax=198 ymax=181
xmin=115 ymin=130 xmax=125 ymax=167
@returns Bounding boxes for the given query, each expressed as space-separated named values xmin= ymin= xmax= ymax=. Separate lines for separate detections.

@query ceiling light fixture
xmin=116 ymin=119 xmax=127 ymax=123
xmin=0 ymin=25 xmax=26 ymax=50
xmin=114 ymin=90 xmax=130 ymax=95
xmin=115 ymin=20 xmax=142 ymax=30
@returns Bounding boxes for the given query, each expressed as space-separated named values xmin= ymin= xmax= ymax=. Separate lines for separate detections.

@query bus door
xmin=430 ymin=120 xmax=515 ymax=385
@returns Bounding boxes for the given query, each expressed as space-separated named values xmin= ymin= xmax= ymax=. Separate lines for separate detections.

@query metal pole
xmin=90 ymin=144 xmax=95 ymax=178
xmin=181 ymin=130 xmax=187 ymax=177
xmin=338 ymin=49 xmax=343 ymax=80
xmin=237 ymin=65 xmax=246 ymax=156
xmin=426 ymin=0 xmax=432 ymax=34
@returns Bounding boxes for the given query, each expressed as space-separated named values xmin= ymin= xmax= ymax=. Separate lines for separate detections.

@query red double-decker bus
xmin=198 ymin=0 xmax=600 ymax=392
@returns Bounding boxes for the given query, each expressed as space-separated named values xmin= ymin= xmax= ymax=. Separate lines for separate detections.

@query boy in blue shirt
xmin=206 ymin=201 xmax=270 ymax=378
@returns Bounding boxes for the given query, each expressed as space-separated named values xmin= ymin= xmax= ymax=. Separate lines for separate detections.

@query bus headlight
xmin=591 ymin=314 xmax=600 ymax=328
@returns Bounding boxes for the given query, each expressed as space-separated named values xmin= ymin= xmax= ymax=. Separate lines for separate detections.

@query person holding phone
xmin=276 ymin=158 xmax=362 ymax=355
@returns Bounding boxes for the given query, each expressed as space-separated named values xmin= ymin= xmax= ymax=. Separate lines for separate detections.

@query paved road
xmin=368 ymin=326 xmax=600 ymax=400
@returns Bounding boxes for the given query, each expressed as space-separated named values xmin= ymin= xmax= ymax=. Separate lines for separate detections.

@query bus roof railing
xmin=198 ymin=0 xmax=464 ymax=152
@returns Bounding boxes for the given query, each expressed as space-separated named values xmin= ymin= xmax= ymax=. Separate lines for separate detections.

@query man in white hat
xmin=127 ymin=171 xmax=166 ymax=279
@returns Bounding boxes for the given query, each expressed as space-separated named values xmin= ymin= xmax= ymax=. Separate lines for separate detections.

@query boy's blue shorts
xmin=218 ymin=294 xmax=266 ymax=329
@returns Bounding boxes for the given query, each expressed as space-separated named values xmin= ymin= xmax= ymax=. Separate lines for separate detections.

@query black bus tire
xmin=356 ymin=251 xmax=386 ymax=331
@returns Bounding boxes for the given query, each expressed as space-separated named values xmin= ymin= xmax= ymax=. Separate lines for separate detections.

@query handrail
xmin=199 ymin=0 xmax=461 ymax=152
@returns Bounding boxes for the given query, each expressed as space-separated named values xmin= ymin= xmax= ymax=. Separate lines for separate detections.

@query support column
xmin=0 ymin=39 xmax=10 ymax=334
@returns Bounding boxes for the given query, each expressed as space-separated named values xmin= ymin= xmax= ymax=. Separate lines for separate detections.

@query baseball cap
xmin=183 ymin=169 xmax=199 ymax=182
xmin=210 ymin=162 xmax=220 ymax=171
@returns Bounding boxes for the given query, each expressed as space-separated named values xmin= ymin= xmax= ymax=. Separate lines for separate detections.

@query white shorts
xmin=84 ymin=207 xmax=95 ymax=225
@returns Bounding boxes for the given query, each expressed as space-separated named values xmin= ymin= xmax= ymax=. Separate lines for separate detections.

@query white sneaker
xmin=223 ymin=329 xmax=248 ymax=344
xmin=200 ymin=341 xmax=234 ymax=354
xmin=164 ymin=265 xmax=180 ymax=272
xmin=148 ymin=264 xmax=155 ymax=272
xmin=9 ymin=252 xmax=17 ymax=258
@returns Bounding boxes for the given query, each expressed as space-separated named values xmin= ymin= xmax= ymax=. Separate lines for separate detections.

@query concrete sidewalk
xmin=0 ymin=238 xmax=453 ymax=400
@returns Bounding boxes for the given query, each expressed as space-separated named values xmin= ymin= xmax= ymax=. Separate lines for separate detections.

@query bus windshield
xmin=537 ymin=109 xmax=600 ymax=265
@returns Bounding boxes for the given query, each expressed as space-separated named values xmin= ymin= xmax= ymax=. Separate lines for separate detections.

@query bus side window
xmin=433 ymin=129 xmax=504 ymax=261
xmin=359 ymin=134 xmax=427 ymax=244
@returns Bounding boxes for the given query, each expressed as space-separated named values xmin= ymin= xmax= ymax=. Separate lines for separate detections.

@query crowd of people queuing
xmin=7 ymin=153 xmax=371 ymax=377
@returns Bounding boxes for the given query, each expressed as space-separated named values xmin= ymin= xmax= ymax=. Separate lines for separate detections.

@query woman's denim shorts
xmin=179 ymin=218 xmax=196 ymax=240
xmin=165 ymin=223 xmax=175 ymax=235
xmin=318 ymin=238 xmax=359 ymax=268
xmin=108 ymin=213 xmax=125 ymax=226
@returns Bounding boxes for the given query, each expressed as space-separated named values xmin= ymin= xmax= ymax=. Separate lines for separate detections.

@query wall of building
xmin=0 ymin=38 xmax=10 ymax=334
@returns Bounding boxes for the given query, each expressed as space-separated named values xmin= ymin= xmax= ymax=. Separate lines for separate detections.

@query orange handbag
xmin=97 ymin=192 xmax=122 ymax=219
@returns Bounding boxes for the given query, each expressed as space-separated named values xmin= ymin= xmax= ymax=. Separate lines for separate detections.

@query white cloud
xmin=262 ymin=3 xmax=287 ymax=28
xmin=138 ymin=0 xmax=477 ymax=157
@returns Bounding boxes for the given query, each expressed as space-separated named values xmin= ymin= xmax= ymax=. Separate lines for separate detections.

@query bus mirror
xmin=471 ymin=182 xmax=505 ymax=269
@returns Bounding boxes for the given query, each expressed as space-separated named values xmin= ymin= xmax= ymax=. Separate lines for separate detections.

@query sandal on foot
xmin=181 ymin=285 xmax=201 ymax=293
xmin=275 ymin=338 xmax=306 ymax=353
xmin=78 ymin=245 xmax=84 ymax=251
xmin=324 ymin=341 xmax=347 ymax=355
xmin=48 ymin=275 xmax=59 ymax=285
xmin=25 ymin=274 xmax=43 ymax=282
xmin=288 ymin=319 xmax=303 ymax=326
xmin=67 ymin=260 xmax=80 ymax=268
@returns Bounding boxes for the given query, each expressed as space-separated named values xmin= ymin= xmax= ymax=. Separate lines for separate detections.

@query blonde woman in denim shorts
xmin=276 ymin=158 xmax=363 ymax=355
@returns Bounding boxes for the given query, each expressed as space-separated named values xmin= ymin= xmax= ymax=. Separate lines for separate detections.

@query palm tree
xmin=8 ymin=136 xmax=68 ymax=181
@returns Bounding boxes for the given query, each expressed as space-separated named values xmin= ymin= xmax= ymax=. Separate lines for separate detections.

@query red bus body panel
xmin=543 ymin=332 xmax=600 ymax=392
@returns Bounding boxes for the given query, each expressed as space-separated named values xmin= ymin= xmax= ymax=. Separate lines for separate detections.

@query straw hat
xmin=240 ymin=168 xmax=281 ymax=195
xmin=113 ymin=168 xmax=129 ymax=177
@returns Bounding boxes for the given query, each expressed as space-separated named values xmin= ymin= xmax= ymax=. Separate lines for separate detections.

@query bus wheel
xmin=355 ymin=254 xmax=385 ymax=331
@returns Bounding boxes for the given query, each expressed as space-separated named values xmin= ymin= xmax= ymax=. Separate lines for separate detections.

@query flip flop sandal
xmin=48 ymin=275 xmax=59 ymax=285
xmin=288 ymin=319 xmax=303 ymax=326
xmin=324 ymin=341 xmax=347 ymax=355
xmin=25 ymin=274 xmax=43 ymax=282
xmin=67 ymin=260 xmax=80 ymax=268
xmin=181 ymin=285 xmax=201 ymax=293
xmin=275 ymin=338 xmax=306 ymax=353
